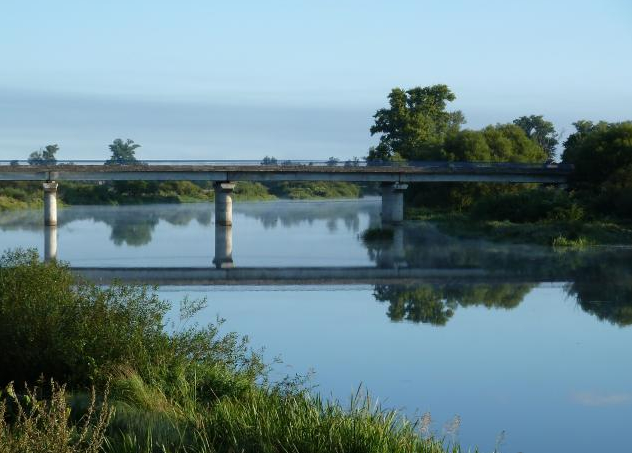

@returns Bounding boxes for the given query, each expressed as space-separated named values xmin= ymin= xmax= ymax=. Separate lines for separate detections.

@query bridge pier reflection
xmin=378 ymin=225 xmax=406 ymax=268
xmin=213 ymin=223 xmax=234 ymax=268
xmin=44 ymin=226 xmax=57 ymax=261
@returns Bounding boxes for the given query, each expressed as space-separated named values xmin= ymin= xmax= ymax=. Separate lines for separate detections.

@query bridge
xmin=0 ymin=160 xmax=572 ymax=229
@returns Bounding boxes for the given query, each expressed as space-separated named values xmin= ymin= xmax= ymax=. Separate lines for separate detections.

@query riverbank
xmin=0 ymin=250 xmax=455 ymax=453
xmin=0 ymin=181 xmax=367 ymax=212
xmin=406 ymin=208 xmax=632 ymax=246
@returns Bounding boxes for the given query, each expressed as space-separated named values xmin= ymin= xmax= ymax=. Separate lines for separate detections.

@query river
xmin=1 ymin=198 xmax=631 ymax=453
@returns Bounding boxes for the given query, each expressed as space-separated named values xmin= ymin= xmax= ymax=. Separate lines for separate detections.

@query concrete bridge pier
xmin=213 ymin=223 xmax=234 ymax=269
xmin=43 ymin=181 xmax=58 ymax=226
xmin=381 ymin=182 xmax=408 ymax=224
xmin=214 ymin=182 xmax=235 ymax=226
xmin=44 ymin=226 xmax=58 ymax=261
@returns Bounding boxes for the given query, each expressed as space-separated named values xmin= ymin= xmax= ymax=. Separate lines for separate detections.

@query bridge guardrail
xmin=0 ymin=159 xmax=574 ymax=172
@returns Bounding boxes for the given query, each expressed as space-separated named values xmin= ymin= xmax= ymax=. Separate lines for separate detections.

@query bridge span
xmin=0 ymin=160 xmax=572 ymax=228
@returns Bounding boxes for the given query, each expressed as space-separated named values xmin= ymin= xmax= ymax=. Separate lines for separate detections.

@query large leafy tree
xmin=444 ymin=124 xmax=547 ymax=163
xmin=368 ymin=85 xmax=465 ymax=161
xmin=105 ymin=138 xmax=141 ymax=165
xmin=27 ymin=144 xmax=59 ymax=165
xmin=512 ymin=115 xmax=559 ymax=161
xmin=562 ymin=121 xmax=632 ymax=185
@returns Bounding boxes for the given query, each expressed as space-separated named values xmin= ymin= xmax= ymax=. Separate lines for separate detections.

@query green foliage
xmin=27 ymin=144 xmax=59 ymax=166
xmin=267 ymin=181 xmax=361 ymax=199
xmin=444 ymin=124 xmax=547 ymax=163
xmin=0 ymin=250 xmax=263 ymax=399
xmin=562 ymin=121 xmax=632 ymax=186
xmin=260 ymin=156 xmax=278 ymax=165
xmin=0 ymin=251 xmax=458 ymax=453
xmin=513 ymin=115 xmax=559 ymax=160
xmin=470 ymin=188 xmax=584 ymax=223
xmin=368 ymin=85 xmax=464 ymax=161
xmin=374 ymin=284 xmax=532 ymax=325
xmin=105 ymin=139 xmax=141 ymax=166
xmin=361 ymin=227 xmax=394 ymax=243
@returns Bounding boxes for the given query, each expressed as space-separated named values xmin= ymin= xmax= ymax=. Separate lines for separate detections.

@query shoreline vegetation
xmin=0 ymin=250 xmax=459 ymax=453
xmin=0 ymin=180 xmax=368 ymax=212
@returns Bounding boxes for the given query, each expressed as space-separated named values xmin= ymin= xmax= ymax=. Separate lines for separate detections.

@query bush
xmin=0 ymin=249 xmax=263 ymax=402
xmin=470 ymin=188 xmax=584 ymax=223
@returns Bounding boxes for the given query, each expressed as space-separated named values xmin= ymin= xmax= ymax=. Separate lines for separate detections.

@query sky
xmin=1 ymin=0 xmax=631 ymax=160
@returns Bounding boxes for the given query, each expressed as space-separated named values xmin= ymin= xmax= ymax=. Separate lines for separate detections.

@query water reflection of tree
xmin=373 ymin=283 xmax=534 ymax=325
xmin=566 ymin=257 xmax=632 ymax=326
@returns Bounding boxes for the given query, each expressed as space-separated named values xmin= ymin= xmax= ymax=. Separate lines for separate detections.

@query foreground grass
xmin=0 ymin=250 xmax=460 ymax=453
xmin=406 ymin=208 xmax=632 ymax=247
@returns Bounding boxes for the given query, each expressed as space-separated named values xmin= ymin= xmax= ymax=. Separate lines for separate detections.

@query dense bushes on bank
xmin=0 ymin=250 xmax=453 ymax=453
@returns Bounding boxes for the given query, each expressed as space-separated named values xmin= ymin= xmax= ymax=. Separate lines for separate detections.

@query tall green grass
xmin=0 ymin=249 xmax=464 ymax=452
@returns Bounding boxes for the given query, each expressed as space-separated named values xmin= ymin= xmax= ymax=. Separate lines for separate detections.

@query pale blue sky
xmin=1 ymin=0 xmax=631 ymax=160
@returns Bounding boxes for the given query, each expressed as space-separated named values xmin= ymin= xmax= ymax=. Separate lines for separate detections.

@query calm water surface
xmin=1 ymin=199 xmax=631 ymax=453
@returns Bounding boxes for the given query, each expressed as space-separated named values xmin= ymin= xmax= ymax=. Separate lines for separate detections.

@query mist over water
xmin=1 ymin=199 xmax=631 ymax=453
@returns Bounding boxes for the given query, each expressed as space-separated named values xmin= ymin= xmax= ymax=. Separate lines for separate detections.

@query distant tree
xmin=326 ymin=157 xmax=340 ymax=166
xmin=9 ymin=160 xmax=19 ymax=167
xmin=261 ymin=156 xmax=278 ymax=165
xmin=27 ymin=144 xmax=59 ymax=166
xmin=513 ymin=115 xmax=559 ymax=161
xmin=344 ymin=157 xmax=361 ymax=167
xmin=368 ymin=84 xmax=465 ymax=162
xmin=105 ymin=139 xmax=140 ymax=165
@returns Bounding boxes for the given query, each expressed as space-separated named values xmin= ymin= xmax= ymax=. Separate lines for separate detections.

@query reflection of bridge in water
xmin=72 ymin=265 xmax=550 ymax=286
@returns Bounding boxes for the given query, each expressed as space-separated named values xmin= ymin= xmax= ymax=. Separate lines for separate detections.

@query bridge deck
xmin=0 ymin=161 xmax=572 ymax=183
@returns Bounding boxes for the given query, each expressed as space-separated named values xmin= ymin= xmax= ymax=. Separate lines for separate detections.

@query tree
xmin=561 ymin=121 xmax=632 ymax=185
xmin=105 ymin=139 xmax=141 ymax=165
xmin=512 ymin=115 xmax=559 ymax=161
xmin=261 ymin=156 xmax=278 ymax=166
xmin=28 ymin=144 xmax=59 ymax=166
xmin=368 ymin=85 xmax=465 ymax=162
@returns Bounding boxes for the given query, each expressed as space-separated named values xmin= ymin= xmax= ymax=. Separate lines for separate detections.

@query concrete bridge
xmin=0 ymin=160 xmax=572 ymax=228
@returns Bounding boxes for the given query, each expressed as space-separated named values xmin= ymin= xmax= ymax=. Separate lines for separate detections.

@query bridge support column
xmin=381 ymin=182 xmax=408 ymax=224
xmin=213 ymin=223 xmax=234 ymax=269
xmin=43 ymin=182 xmax=58 ymax=226
xmin=214 ymin=182 xmax=235 ymax=226
xmin=44 ymin=226 xmax=58 ymax=262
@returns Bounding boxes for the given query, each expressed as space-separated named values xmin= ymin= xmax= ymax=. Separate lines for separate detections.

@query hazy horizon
xmin=1 ymin=0 xmax=631 ymax=160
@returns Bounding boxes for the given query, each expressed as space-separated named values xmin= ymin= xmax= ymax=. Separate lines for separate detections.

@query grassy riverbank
xmin=0 ymin=181 xmax=364 ymax=212
xmin=0 ymin=250 xmax=457 ymax=453
xmin=406 ymin=208 xmax=632 ymax=247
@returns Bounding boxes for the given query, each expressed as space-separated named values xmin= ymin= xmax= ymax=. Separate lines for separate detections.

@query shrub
xmin=470 ymin=188 xmax=583 ymax=223
xmin=0 ymin=249 xmax=263 ymax=403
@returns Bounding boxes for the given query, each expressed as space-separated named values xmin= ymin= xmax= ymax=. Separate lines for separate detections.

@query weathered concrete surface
xmin=0 ymin=163 xmax=572 ymax=183
xmin=214 ymin=182 xmax=235 ymax=226
xmin=43 ymin=182 xmax=58 ymax=226
xmin=381 ymin=182 xmax=408 ymax=224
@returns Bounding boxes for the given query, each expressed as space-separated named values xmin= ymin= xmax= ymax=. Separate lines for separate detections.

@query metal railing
xmin=0 ymin=159 xmax=574 ymax=171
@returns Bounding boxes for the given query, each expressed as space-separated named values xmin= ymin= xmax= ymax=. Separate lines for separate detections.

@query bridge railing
xmin=0 ymin=159 xmax=574 ymax=171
